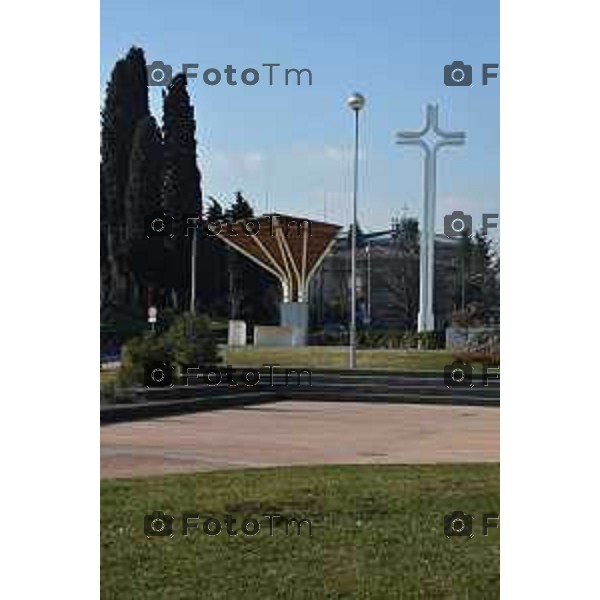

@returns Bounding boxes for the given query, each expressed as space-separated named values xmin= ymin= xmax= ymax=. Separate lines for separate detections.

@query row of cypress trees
xmin=100 ymin=47 xmax=279 ymax=341
xmin=101 ymin=47 xmax=201 ymax=314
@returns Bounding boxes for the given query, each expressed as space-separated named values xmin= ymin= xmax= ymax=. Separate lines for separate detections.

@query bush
xmin=311 ymin=328 xmax=447 ymax=350
xmin=117 ymin=313 xmax=220 ymax=386
xmin=118 ymin=332 xmax=173 ymax=387
xmin=468 ymin=329 xmax=500 ymax=354
xmin=357 ymin=329 xmax=399 ymax=349
xmin=163 ymin=313 xmax=220 ymax=366
xmin=100 ymin=303 xmax=147 ymax=352
xmin=100 ymin=381 xmax=117 ymax=404
xmin=355 ymin=329 xmax=445 ymax=350
xmin=416 ymin=331 xmax=445 ymax=350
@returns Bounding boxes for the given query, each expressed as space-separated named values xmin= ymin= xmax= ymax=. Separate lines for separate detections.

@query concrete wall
xmin=254 ymin=325 xmax=295 ymax=347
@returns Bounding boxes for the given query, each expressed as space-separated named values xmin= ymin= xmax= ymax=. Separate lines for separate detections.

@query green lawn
xmin=224 ymin=347 xmax=457 ymax=372
xmin=102 ymin=464 xmax=499 ymax=598
xmin=100 ymin=369 xmax=118 ymax=386
xmin=101 ymin=348 xmax=494 ymax=386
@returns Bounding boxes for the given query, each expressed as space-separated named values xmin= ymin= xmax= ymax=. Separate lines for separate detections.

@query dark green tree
xmin=383 ymin=216 xmax=420 ymax=329
xmin=162 ymin=73 xmax=202 ymax=219
xmin=224 ymin=192 xmax=254 ymax=319
xmin=161 ymin=73 xmax=203 ymax=308
xmin=100 ymin=166 xmax=110 ymax=309
xmin=346 ymin=222 xmax=365 ymax=249
xmin=451 ymin=228 xmax=499 ymax=326
xmin=394 ymin=216 xmax=419 ymax=250
xmin=470 ymin=230 xmax=500 ymax=323
xmin=453 ymin=229 xmax=473 ymax=315
xmin=223 ymin=192 xmax=278 ymax=323
xmin=207 ymin=196 xmax=224 ymax=221
xmin=124 ymin=115 xmax=166 ymax=303
xmin=199 ymin=197 xmax=229 ymax=312
xmin=125 ymin=115 xmax=163 ymax=238
xmin=100 ymin=46 xmax=150 ymax=307
xmin=225 ymin=191 xmax=253 ymax=221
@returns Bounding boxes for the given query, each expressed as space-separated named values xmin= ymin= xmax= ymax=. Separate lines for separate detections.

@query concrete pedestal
xmin=227 ymin=320 xmax=247 ymax=347
xmin=280 ymin=302 xmax=309 ymax=347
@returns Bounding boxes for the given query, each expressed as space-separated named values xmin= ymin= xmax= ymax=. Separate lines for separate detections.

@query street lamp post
xmin=347 ymin=92 xmax=365 ymax=369
xmin=366 ymin=241 xmax=371 ymax=326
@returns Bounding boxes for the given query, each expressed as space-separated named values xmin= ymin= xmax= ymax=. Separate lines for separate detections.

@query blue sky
xmin=101 ymin=0 xmax=499 ymax=235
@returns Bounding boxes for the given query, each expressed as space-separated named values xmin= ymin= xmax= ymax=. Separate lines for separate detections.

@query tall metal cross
xmin=396 ymin=103 xmax=466 ymax=332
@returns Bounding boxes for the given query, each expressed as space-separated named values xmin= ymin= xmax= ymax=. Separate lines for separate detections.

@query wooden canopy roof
xmin=214 ymin=213 xmax=341 ymax=302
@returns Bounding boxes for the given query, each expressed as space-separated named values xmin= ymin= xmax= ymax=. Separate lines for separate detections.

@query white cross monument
xmin=396 ymin=103 xmax=466 ymax=332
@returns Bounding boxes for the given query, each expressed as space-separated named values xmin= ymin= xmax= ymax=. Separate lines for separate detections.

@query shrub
xmin=356 ymin=329 xmax=444 ymax=350
xmin=399 ymin=331 xmax=418 ymax=349
xmin=100 ymin=304 xmax=147 ymax=352
xmin=116 ymin=313 xmax=220 ymax=386
xmin=467 ymin=330 xmax=500 ymax=354
xmin=100 ymin=381 xmax=117 ymax=404
xmin=117 ymin=332 xmax=173 ymax=387
xmin=416 ymin=331 xmax=445 ymax=350
xmin=164 ymin=313 xmax=220 ymax=366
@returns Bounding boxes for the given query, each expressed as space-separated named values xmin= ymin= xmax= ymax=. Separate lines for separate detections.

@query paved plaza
xmin=101 ymin=401 xmax=499 ymax=479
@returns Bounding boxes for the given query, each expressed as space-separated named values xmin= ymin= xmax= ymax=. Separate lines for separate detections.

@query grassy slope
xmin=101 ymin=348 xmax=487 ymax=390
xmin=224 ymin=347 xmax=457 ymax=372
xmin=102 ymin=464 xmax=499 ymax=599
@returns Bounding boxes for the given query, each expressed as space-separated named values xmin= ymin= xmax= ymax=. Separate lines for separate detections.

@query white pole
xmin=349 ymin=109 xmax=359 ymax=368
xmin=366 ymin=242 xmax=371 ymax=325
xmin=346 ymin=93 xmax=365 ymax=368
xmin=396 ymin=103 xmax=466 ymax=332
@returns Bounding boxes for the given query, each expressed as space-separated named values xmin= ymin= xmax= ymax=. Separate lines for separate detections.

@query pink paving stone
xmin=101 ymin=401 xmax=499 ymax=479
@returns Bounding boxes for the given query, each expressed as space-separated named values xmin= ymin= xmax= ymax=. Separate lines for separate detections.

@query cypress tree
xmin=100 ymin=46 xmax=150 ymax=306
xmin=161 ymin=73 xmax=202 ymax=307
xmin=224 ymin=192 xmax=253 ymax=319
xmin=225 ymin=191 xmax=253 ymax=222
xmin=200 ymin=197 xmax=228 ymax=312
xmin=162 ymin=73 xmax=202 ymax=220
xmin=124 ymin=115 xmax=166 ymax=302
xmin=125 ymin=115 xmax=163 ymax=237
